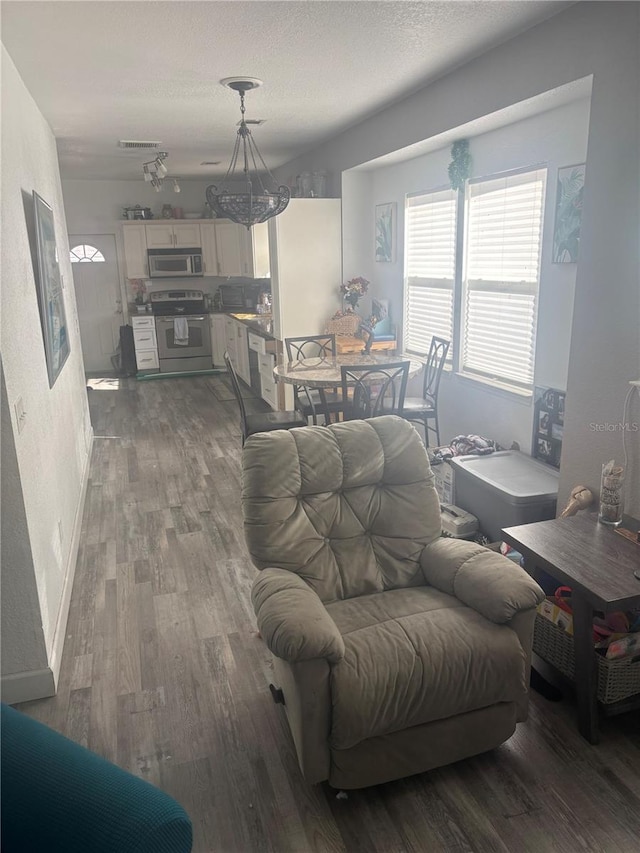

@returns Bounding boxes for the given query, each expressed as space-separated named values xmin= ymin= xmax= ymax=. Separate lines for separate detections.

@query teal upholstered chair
xmin=1 ymin=703 xmax=193 ymax=853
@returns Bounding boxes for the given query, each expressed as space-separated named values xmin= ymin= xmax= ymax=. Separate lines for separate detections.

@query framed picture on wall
xmin=375 ymin=202 xmax=396 ymax=263
xmin=552 ymin=163 xmax=585 ymax=263
xmin=33 ymin=191 xmax=70 ymax=387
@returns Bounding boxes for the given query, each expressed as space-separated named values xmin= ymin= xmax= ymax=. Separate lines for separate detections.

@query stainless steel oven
xmin=150 ymin=290 xmax=212 ymax=373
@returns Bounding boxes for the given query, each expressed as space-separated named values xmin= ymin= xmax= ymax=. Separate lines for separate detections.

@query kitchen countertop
xmin=228 ymin=313 xmax=275 ymax=339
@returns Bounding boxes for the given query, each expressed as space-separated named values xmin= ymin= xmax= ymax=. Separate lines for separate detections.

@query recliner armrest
xmin=251 ymin=569 xmax=345 ymax=663
xmin=420 ymin=538 xmax=544 ymax=624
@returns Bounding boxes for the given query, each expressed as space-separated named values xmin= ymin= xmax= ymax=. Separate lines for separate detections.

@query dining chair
xmin=284 ymin=334 xmax=345 ymax=424
xmin=401 ymin=336 xmax=450 ymax=447
xmin=224 ymin=352 xmax=306 ymax=445
xmin=340 ymin=361 xmax=410 ymax=420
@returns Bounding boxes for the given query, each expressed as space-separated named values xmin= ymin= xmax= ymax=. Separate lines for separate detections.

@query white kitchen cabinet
xmin=145 ymin=222 xmax=201 ymax=249
xmin=200 ymin=222 xmax=218 ymax=277
xmin=122 ymin=222 xmax=148 ymax=278
xmin=269 ymin=199 xmax=342 ymax=343
xmin=235 ymin=322 xmax=250 ymax=386
xmin=210 ymin=314 xmax=227 ymax=367
xmin=215 ymin=220 xmax=270 ymax=278
xmin=131 ymin=315 xmax=159 ymax=373
xmin=222 ymin=316 xmax=250 ymax=385
xmin=258 ymin=351 xmax=277 ymax=410
xmin=224 ymin=316 xmax=237 ymax=366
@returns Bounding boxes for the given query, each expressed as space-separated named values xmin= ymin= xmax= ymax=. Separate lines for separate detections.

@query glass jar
xmin=298 ymin=172 xmax=313 ymax=198
xmin=312 ymin=171 xmax=327 ymax=198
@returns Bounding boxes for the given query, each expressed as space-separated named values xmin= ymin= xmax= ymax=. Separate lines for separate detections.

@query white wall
xmin=275 ymin=2 xmax=640 ymax=517
xmin=1 ymin=46 xmax=92 ymax=698
xmin=344 ymin=97 xmax=590 ymax=453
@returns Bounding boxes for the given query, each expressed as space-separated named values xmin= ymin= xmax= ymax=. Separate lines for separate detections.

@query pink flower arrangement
xmin=340 ymin=276 xmax=369 ymax=310
xmin=130 ymin=278 xmax=147 ymax=304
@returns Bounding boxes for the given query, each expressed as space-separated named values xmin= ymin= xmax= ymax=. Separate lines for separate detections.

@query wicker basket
xmin=533 ymin=614 xmax=640 ymax=704
xmin=325 ymin=312 xmax=361 ymax=337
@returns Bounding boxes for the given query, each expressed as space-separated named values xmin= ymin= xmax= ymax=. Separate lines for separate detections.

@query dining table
xmin=273 ymin=352 xmax=423 ymax=389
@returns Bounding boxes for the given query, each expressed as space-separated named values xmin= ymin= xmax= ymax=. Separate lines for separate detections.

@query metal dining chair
xmin=224 ymin=352 xmax=306 ymax=445
xmin=284 ymin=334 xmax=346 ymax=424
xmin=401 ymin=336 xmax=450 ymax=447
xmin=340 ymin=361 xmax=410 ymax=420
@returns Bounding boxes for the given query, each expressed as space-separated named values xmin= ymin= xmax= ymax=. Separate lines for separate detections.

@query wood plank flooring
xmin=17 ymin=375 xmax=640 ymax=853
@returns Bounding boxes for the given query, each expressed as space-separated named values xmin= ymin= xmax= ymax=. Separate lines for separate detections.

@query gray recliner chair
xmin=242 ymin=416 xmax=544 ymax=790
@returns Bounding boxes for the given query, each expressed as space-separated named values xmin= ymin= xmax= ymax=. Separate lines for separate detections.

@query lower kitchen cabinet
xmin=258 ymin=352 xmax=277 ymax=409
xmin=235 ymin=322 xmax=250 ymax=386
xmin=131 ymin=315 xmax=159 ymax=373
xmin=210 ymin=314 xmax=227 ymax=367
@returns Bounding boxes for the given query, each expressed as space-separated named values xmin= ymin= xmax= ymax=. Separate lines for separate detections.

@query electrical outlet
xmin=14 ymin=397 xmax=27 ymax=433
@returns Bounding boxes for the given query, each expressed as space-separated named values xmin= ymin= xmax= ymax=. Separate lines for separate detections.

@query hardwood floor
xmin=17 ymin=376 xmax=640 ymax=853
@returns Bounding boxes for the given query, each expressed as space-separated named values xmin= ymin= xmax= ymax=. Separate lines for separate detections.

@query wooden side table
xmin=334 ymin=336 xmax=397 ymax=354
xmin=502 ymin=513 xmax=640 ymax=744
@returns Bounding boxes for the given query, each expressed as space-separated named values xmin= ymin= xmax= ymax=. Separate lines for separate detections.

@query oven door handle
xmin=158 ymin=316 xmax=206 ymax=322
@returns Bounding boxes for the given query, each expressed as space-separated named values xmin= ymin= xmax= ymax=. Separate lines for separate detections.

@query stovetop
xmin=150 ymin=289 xmax=208 ymax=316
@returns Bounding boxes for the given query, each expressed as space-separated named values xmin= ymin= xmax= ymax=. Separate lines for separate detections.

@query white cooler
xmin=449 ymin=451 xmax=559 ymax=542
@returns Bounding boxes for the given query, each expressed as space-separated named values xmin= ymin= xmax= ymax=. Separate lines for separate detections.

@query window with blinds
xmin=462 ymin=168 xmax=546 ymax=390
xmin=404 ymin=188 xmax=457 ymax=357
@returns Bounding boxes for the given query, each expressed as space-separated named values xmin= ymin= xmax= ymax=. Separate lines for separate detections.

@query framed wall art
xmin=552 ymin=163 xmax=585 ymax=263
xmin=375 ymin=202 xmax=396 ymax=263
xmin=33 ymin=191 xmax=70 ymax=387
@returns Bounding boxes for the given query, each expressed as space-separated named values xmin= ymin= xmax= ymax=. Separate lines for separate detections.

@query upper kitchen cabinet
xmin=268 ymin=199 xmax=342 ymax=341
xmin=214 ymin=220 xmax=270 ymax=278
xmin=145 ymin=222 xmax=201 ymax=249
xmin=122 ymin=222 xmax=148 ymax=278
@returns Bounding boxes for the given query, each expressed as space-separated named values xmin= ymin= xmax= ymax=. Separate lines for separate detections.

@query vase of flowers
xmin=340 ymin=276 xmax=369 ymax=312
xmin=130 ymin=278 xmax=147 ymax=306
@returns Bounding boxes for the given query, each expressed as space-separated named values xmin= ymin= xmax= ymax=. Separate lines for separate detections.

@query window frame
xmin=460 ymin=165 xmax=546 ymax=392
xmin=402 ymin=164 xmax=547 ymax=396
xmin=403 ymin=184 xmax=458 ymax=363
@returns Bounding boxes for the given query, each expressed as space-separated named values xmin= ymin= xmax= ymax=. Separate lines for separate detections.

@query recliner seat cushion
xmin=326 ymin=587 xmax=527 ymax=750
xmin=243 ymin=417 xmax=441 ymax=603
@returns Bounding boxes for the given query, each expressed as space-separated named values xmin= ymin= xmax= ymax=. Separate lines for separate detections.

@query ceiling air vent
xmin=117 ymin=140 xmax=162 ymax=150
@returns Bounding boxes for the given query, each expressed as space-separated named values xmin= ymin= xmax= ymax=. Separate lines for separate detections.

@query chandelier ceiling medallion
xmin=206 ymin=77 xmax=290 ymax=230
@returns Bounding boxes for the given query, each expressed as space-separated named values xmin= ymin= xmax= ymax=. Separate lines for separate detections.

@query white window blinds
xmin=462 ymin=169 xmax=546 ymax=389
xmin=404 ymin=188 xmax=457 ymax=356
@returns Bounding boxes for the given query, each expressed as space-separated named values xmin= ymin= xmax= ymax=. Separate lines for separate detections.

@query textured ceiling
xmin=1 ymin=1 xmax=571 ymax=180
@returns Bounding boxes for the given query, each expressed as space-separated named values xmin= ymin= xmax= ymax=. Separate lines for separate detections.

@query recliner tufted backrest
xmin=242 ymin=416 xmax=442 ymax=603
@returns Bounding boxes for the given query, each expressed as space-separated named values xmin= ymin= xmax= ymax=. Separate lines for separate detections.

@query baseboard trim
xmin=1 ymin=667 xmax=55 ymax=705
xmin=48 ymin=427 xmax=94 ymax=687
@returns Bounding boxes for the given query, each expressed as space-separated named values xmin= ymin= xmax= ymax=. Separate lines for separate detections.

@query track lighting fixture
xmin=142 ymin=151 xmax=169 ymax=189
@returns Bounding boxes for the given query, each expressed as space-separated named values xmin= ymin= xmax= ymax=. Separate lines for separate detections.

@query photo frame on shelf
xmin=375 ymin=202 xmax=396 ymax=263
xmin=552 ymin=163 xmax=585 ymax=263
xmin=33 ymin=191 xmax=70 ymax=387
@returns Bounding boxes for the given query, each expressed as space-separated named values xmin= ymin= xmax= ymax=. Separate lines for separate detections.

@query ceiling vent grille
xmin=117 ymin=140 xmax=162 ymax=150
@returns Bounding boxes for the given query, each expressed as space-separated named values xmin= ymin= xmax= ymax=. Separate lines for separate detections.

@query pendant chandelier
xmin=206 ymin=78 xmax=290 ymax=230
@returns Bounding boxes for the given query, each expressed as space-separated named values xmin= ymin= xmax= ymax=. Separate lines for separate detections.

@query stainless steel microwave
xmin=148 ymin=248 xmax=203 ymax=278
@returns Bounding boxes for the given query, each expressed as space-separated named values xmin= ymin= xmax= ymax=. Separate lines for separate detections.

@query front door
xmin=69 ymin=234 xmax=122 ymax=372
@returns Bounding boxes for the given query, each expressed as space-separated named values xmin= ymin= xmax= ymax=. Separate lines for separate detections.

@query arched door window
xmin=70 ymin=244 xmax=106 ymax=263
